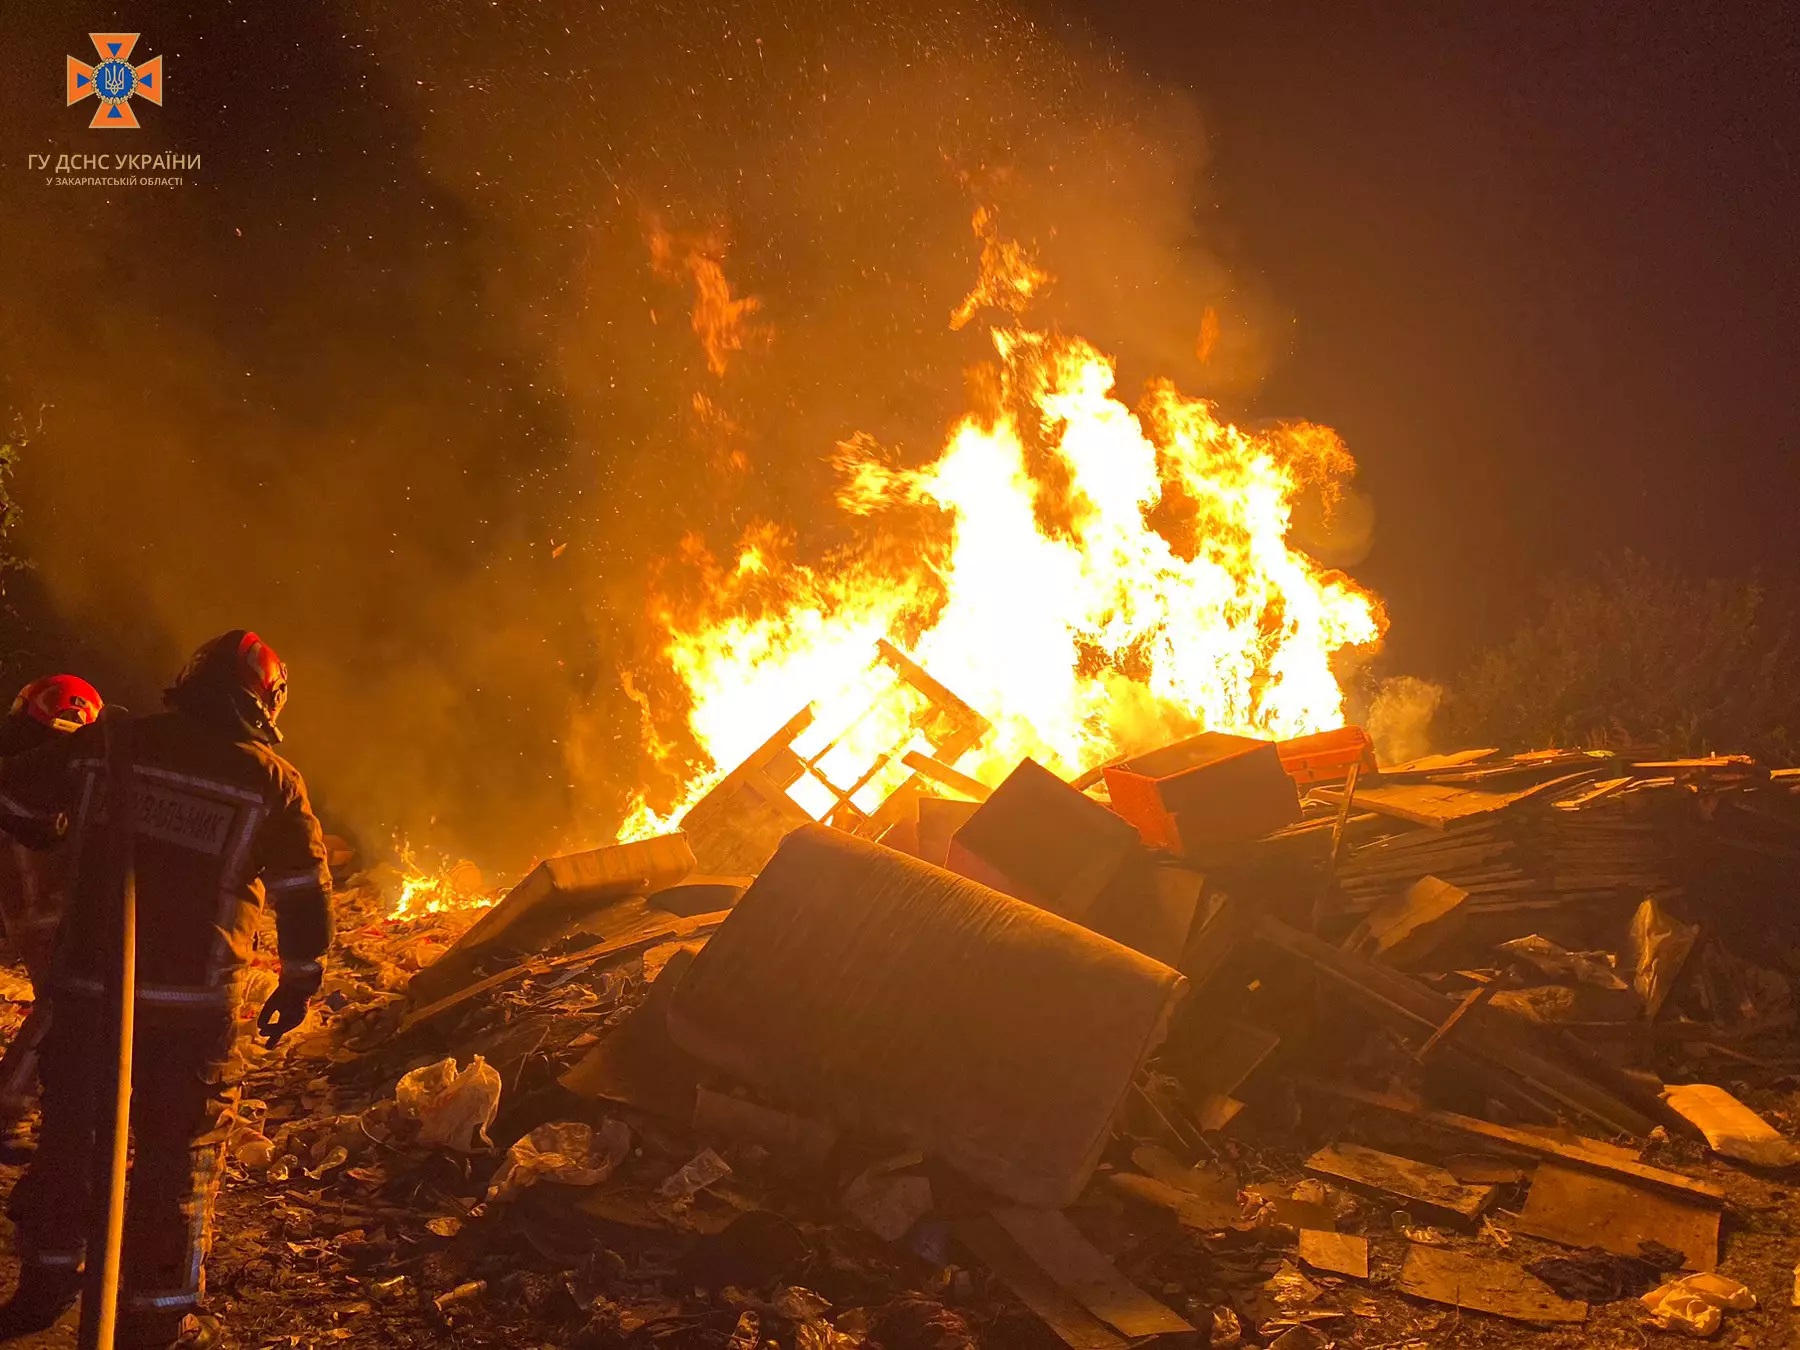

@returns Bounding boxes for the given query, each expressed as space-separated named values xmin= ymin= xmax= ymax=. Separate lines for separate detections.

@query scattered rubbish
xmin=725 ymin=1310 xmax=761 ymax=1350
xmin=1390 ymin=1211 xmax=1450 ymax=1246
xmin=485 ymin=1118 xmax=631 ymax=1202
xmin=432 ymin=1280 xmax=487 ymax=1317
xmin=116 ymin=730 xmax=1800 ymax=1347
xmin=1630 ymin=897 xmax=1699 ymax=1019
xmin=841 ymin=1154 xmax=934 ymax=1242
xmin=409 ymin=832 xmax=697 ymax=1004
xmin=1525 ymin=1251 xmax=1668 ymax=1303
xmin=658 ymin=1147 xmax=734 ymax=1203
xmin=1663 ymin=1082 xmax=1800 ymax=1168
xmin=1267 ymin=1259 xmax=1324 ymax=1311
xmin=1267 ymin=1327 xmax=1333 ymax=1350
xmin=393 ymin=1055 xmax=501 ymax=1152
xmin=1642 ymin=1271 xmax=1757 ymax=1337
xmin=1497 ymin=934 xmax=1628 ymax=990
xmin=771 ymin=1286 xmax=834 ymax=1323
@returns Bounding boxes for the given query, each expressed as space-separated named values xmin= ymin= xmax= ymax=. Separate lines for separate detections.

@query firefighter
xmin=0 ymin=675 xmax=105 ymax=1125
xmin=0 ymin=632 xmax=332 ymax=1348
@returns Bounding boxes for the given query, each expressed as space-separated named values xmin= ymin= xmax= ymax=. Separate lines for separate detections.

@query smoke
xmin=1365 ymin=675 xmax=1445 ymax=767
xmin=0 ymin=1 xmax=1304 ymax=873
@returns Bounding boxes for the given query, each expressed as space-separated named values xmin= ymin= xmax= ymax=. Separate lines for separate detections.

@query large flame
xmin=622 ymin=216 xmax=1385 ymax=836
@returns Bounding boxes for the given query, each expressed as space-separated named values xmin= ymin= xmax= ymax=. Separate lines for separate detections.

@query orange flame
xmin=386 ymin=841 xmax=494 ymax=920
xmin=620 ymin=214 xmax=1385 ymax=838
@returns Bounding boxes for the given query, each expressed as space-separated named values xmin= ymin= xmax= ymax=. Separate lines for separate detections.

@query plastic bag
xmin=1629 ymin=898 xmax=1697 ymax=1018
xmin=1498 ymin=934 xmax=1626 ymax=990
xmin=394 ymin=1055 xmax=500 ymax=1152
xmin=658 ymin=1147 xmax=732 ymax=1202
xmin=1664 ymin=1082 xmax=1800 ymax=1167
xmin=485 ymin=1118 xmax=631 ymax=1202
xmin=1641 ymin=1271 xmax=1757 ymax=1336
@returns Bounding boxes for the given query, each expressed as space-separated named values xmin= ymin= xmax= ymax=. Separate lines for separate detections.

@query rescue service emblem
xmin=66 ymin=33 xmax=164 ymax=129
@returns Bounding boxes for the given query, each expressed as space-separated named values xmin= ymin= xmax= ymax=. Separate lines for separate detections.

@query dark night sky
xmin=1083 ymin=0 xmax=1800 ymax=671
xmin=0 ymin=0 xmax=1796 ymax=863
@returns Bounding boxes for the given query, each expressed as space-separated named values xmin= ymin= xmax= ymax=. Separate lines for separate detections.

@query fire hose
xmin=79 ymin=710 xmax=136 ymax=1350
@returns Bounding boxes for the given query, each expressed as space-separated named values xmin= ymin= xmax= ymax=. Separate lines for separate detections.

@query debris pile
xmin=62 ymin=736 xmax=1800 ymax=1346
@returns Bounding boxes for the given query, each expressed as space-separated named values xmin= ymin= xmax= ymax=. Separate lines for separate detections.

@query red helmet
xmin=168 ymin=630 xmax=289 ymax=743
xmin=11 ymin=674 xmax=104 ymax=733
xmin=231 ymin=632 xmax=288 ymax=721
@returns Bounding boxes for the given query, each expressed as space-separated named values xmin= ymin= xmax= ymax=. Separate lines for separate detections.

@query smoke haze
xmin=0 ymin=1 xmax=1300 ymax=873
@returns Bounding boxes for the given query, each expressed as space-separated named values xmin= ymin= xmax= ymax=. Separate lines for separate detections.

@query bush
xmin=1440 ymin=553 xmax=1800 ymax=763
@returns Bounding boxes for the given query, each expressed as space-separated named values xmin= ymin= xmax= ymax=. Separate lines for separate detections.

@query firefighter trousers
xmin=7 ymin=993 xmax=237 ymax=1344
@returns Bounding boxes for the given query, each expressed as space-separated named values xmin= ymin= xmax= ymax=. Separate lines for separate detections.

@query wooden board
xmin=955 ymin=1217 xmax=1129 ymax=1350
xmin=1296 ymin=1081 xmax=1724 ymax=1206
xmin=1108 ymin=1173 xmax=1240 ymax=1232
xmin=1355 ymin=875 xmax=1471 ymax=966
xmin=1305 ymin=1142 xmax=1496 ymax=1227
xmin=1299 ymin=1229 xmax=1368 ymax=1280
xmin=1317 ymin=772 xmax=1599 ymax=829
xmin=1513 ymin=1162 xmax=1719 ymax=1272
xmin=1398 ymin=1245 xmax=1587 ymax=1323
xmin=400 ymin=909 xmax=725 ymax=1033
xmin=1381 ymin=749 xmax=1501 ymax=776
xmin=988 ymin=1206 xmax=1195 ymax=1339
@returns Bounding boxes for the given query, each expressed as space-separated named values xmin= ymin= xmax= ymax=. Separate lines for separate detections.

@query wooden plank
xmin=988 ymin=1207 xmax=1195 ymax=1339
xmin=1299 ymin=1229 xmax=1368 ymax=1280
xmin=1107 ymin=1173 xmax=1240 ymax=1232
xmin=1304 ymin=1142 xmax=1497 ymax=1227
xmin=1261 ymin=915 xmax=1656 ymax=1137
xmin=1317 ymin=772 xmax=1600 ymax=829
xmin=1380 ymin=749 xmax=1501 ymax=776
xmin=399 ymin=910 xmax=726 ymax=1033
xmin=1352 ymin=875 xmax=1472 ymax=966
xmin=901 ymin=750 xmax=994 ymax=802
xmin=1399 ymin=1245 xmax=1587 ymax=1324
xmin=1295 ymin=1080 xmax=1724 ymax=1205
xmin=1416 ymin=982 xmax=1498 ymax=1063
xmin=1555 ymin=777 xmax=1633 ymax=810
xmin=955 ymin=1217 xmax=1129 ymax=1350
xmin=1513 ymin=1162 xmax=1718 ymax=1272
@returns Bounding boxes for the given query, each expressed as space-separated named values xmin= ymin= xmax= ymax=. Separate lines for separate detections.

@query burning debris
xmin=622 ymin=215 xmax=1385 ymax=841
xmin=94 ymin=706 xmax=1800 ymax=1348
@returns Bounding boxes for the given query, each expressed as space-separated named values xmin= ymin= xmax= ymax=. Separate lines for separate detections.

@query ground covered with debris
xmin=9 ymin=739 xmax=1800 ymax=1348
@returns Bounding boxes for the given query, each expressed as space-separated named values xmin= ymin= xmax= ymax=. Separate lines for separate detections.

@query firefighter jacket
xmin=0 ymin=710 xmax=333 ymax=1015
xmin=0 ymin=832 xmax=70 ymax=981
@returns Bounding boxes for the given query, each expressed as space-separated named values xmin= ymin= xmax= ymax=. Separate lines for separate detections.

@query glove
xmin=257 ymin=962 xmax=322 ymax=1046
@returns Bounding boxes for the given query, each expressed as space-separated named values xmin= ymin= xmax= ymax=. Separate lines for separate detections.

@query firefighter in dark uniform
xmin=0 ymin=675 xmax=105 ymax=1125
xmin=0 ymin=632 xmax=332 ymax=1347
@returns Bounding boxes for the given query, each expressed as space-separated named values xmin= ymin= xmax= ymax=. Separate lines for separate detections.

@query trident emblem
xmin=66 ymin=33 xmax=164 ymax=129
